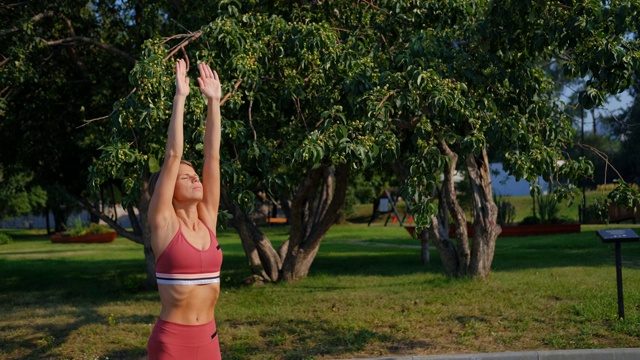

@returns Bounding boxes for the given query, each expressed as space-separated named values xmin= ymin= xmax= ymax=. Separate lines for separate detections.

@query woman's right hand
xmin=175 ymin=59 xmax=190 ymax=98
xmin=197 ymin=62 xmax=221 ymax=101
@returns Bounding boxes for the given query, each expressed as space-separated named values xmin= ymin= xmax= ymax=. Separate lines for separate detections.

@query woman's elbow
xmin=164 ymin=151 xmax=182 ymax=161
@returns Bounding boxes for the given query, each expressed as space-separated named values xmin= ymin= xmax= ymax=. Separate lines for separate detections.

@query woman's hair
xmin=148 ymin=159 xmax=195 ymax=197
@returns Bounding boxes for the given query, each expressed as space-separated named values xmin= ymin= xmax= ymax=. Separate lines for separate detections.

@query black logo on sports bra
xmin=211 ymin=331 xmax=218 ymax=339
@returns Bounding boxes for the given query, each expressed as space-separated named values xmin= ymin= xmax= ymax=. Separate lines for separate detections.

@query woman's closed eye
xmin=179 ymin=174 xmax=200 ymax=181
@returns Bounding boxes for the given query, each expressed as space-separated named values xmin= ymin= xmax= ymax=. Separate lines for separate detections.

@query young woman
xmin=146 ymin=59 xmax=223 ymax=360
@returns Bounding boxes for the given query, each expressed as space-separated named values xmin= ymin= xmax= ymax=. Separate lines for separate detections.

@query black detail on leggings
xmin=211 ymin=331 xmax=218 ymax=339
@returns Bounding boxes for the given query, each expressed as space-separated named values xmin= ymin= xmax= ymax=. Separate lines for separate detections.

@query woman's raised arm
xmin=196 ymin=62 xmax=222 ymax=231
xmin=148 ymin=59 xmax=190 ymax=231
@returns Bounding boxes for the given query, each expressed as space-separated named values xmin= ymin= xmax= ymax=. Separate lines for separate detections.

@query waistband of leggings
xmin=153 ymin=318 xmax=217 ymax=346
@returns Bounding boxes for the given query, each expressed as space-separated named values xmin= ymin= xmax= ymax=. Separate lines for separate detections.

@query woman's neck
xmin=174 ymin=206 xmax=199 ymax=231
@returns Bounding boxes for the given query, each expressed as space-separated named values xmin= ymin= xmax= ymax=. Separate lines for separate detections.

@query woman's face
xmin=173 ymin=163 xmax=203 ymax=202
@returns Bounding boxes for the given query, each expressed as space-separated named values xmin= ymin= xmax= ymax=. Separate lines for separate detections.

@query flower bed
xmin=405 ymin=223 xmax=580 ymax=238
xmin=50 ymin=232 xmax=117 ymax=243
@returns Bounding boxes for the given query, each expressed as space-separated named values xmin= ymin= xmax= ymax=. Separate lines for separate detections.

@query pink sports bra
xmin=155 ymin=221 xmax=223 ymax=285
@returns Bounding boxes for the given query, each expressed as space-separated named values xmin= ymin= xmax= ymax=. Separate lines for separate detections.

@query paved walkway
xmin=338 ymin=348 xmax=640 ymax=359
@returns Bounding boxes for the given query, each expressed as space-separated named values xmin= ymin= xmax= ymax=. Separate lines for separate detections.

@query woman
xmin=146 ymin=58 xmax=223 ymax=360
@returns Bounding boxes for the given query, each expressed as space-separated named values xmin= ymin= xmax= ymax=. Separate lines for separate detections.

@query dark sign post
xmin=596 ymin=228 xmax=639 ymax=319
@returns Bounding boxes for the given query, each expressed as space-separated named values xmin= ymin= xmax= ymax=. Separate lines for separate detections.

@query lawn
xmin=1 ymin=222 xmax=640 ymax=360
xmin=354 ymin=189 xmax=614 ymax=226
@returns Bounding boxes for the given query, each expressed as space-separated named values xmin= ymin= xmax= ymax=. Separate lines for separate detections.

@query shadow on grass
xmin=0 ymin=258 xmax=148 ymax=296
xmin=309 ymin=231 xmax=640 ymax=276
xmin=0 ymin=255 xmax=154 ymax=359
xmin=221 ymin=318 xmax=434 ymax=360
xmin=0 ymin=306 xmax=149 ymax=360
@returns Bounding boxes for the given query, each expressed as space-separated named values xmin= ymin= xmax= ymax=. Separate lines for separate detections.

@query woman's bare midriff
xmin=158 ymin=282 xmax=220 ymax=324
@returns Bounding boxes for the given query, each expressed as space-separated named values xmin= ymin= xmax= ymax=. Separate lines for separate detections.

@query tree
xmin=0 ymin=0 xmax=224 ymax=231
xmin=0 ymin=1 xmax=134 ymax=229
xmin=601 ymin=81 xmax=640 ymax=185
xmin=0 ymin=165 xmax=47 ymax=221
xmin=90 ymin=7 xmax=394 ymax=284
xmin=356 ymin=0 xmax=639 ymax=277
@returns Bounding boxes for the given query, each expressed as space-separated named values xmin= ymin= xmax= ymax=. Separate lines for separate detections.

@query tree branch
xmin=221 ymin=79 xmax=243 ymax=106
xmin=0 ymin=10 xmax=53 ymax=36
xmin=42 ymin=36 xmax=136 ymax=64
xmin=579 ymin=143 xmax=624 ymax=181
xmin=77 ymin=197 xmax=143 ymax=244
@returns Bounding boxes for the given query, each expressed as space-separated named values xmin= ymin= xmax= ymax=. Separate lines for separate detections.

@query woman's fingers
xmin=199 ymin=62 xmax=217 ymax=78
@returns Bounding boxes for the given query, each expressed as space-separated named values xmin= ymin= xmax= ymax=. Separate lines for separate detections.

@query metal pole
xmin=615 ymin=241 xmax=625 ymax=319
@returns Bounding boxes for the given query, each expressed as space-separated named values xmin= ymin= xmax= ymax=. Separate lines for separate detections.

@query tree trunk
xmin=229 ymin=202 xmax=281 ymax=282
xmin=137 ymin=187 xmax=157 ymax=289
xmin=219 ymin=190 xmax=281 ymax=283
xmin=219 ymin=164 xmax=349 ymax=283
xmin=465 ymin=150 xmax=501 ymax=278
xmin=79 ymin=197 xmax=142 ymax=243
xmin=394 ymin=141 xmax=501 ymax=278
xmin=431 ymin=140 xmax=471 ymax=276
xmin=419 ymin=229 xmax=430 ymax=264
xmin=52 ymin=206 xmax=68 ymax=232
xmin=45 ymin=208 xmax=51 ymax=235
xmin=281 ymin=164 xmax=349 ymax=281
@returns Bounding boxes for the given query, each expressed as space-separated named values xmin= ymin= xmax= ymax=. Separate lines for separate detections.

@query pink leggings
xmin=147 ymin=318 xmax=220 ymax=360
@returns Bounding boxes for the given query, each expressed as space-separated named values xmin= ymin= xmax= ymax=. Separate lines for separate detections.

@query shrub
xmin=0 ymin=233 xmax=13 ymax=245
xmin=520 ymin=216 xmax=541 ymax=225
xmin=494 ymin=195 xmax=516 ymax=226
xmin=536 ymin=193 xmax=559 ymax=224
xmin=64 ymin=218 xmax=113 ymax=237
xmin=582 ymin=198 xmax=609 ymax=224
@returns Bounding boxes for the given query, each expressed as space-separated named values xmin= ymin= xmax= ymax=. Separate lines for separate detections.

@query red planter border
xmin=50 ymin=232 xmax=117 ymax=243
xmin=405 ymin=223 xmax=580 ymax=238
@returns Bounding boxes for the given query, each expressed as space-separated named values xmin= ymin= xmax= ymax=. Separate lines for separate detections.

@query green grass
xmin=2 ymin=224 xmax=640 ymax=359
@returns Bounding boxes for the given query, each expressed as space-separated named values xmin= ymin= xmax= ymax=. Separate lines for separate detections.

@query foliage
xmin=494 ymin=195 xmax=516 ymax=226
xmin=0 ymin=233 xmax=13 ymax=245
xmin=0 ymin=1 xmax=133 ymax=202
xmin=63 ymin=218 xmax=113 ymax=237
xmin=608 ymin=85 xmax=640 ymax=185
xmin=607 ymin=181 xmax=640 ymax=211
xmin=535 ymin=192 xmax=560 ymax=224
xmin=0 ymin=166 xmax=47 ymax=220
xmin=0 ymin=0 xmax=233 ymax=230
xmin=365 ymin=0 xmax=636 ymax=229
xmin=90 ymin=12 xmax=394 ymax=207
xmin=582 ymin=197 xmax=609 ymax=224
